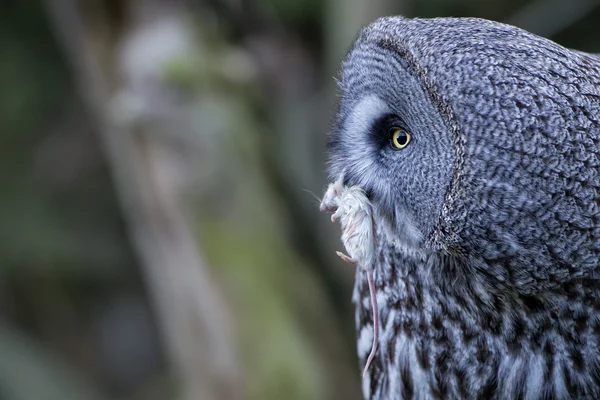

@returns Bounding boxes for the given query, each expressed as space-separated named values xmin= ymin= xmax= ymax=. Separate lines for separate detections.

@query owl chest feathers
xmin=354 ymin=242 xmax=600 ymax=400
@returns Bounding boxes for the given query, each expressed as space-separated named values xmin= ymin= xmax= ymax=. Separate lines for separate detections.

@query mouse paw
xmin=336 ymin=251 xmax=357 ymax=264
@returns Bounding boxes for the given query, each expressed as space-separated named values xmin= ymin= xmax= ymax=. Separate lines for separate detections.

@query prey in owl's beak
xmin=320 ymin=179 xmax=379 ymax=376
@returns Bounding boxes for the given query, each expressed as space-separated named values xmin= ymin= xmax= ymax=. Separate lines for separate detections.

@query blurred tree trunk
xmin=325 ymin=0 xmax=404 ymax=75
xmin=44 ymin=1 xmax=241 ymax=400
xmin=43 ymin=0 xmax=407 ymax=399
xmin=505 ymin=0 xmax=600 ymax=38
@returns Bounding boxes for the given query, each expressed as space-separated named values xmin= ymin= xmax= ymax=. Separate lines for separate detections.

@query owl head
xmin=327 ymin=16 xmax=600 ymax=291
xmin=327 ymin=30 xmax=454 ymax=251
xmin=327 ymin=17 xmax=459 ymax=252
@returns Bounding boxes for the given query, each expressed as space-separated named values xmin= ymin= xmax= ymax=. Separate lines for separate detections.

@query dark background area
xmin=1 ymin=1 xmax=599 ymax=399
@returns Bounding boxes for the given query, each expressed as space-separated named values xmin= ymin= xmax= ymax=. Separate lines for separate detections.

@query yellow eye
xmin=390 ymin=128 xmax=411 ymax=149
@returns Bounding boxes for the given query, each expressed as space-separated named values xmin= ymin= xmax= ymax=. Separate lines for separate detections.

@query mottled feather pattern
xmin=324 ymin=16 xmax=600 ymax=400
xmin=354 ymin=224 xmax=600 ymax=399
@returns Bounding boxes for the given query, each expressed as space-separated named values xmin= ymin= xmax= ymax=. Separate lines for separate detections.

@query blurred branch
xmin=505 ymin=0 xmax=600 ymax=38
xmin=43 ymin=1 xmax=240 ymax=399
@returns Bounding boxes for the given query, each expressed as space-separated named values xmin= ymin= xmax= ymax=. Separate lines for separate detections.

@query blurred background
xmin=2 ymin=1 xmax=600 ymax=399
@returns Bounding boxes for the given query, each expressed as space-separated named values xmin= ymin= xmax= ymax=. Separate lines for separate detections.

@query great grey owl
xmin=321 ymin=16 xmax=600 ymax=399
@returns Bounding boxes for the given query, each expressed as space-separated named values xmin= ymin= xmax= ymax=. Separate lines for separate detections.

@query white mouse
xmin=320 ymin=181 xmax=379 ymax=377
